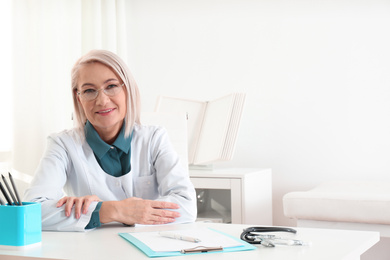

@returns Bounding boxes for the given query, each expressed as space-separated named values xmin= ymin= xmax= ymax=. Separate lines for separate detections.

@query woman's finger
xmin=81 ymin=196 xmax=98 ymax=214
xmin=56 ymin=196 xmax=68 ymax=208
xmin=153 ymin=208 xmax=181 ymax=219
xmin=150 ymin=200 xmax=180 ymax=210
xmin=64 ymin=197 xmax=75 ymax=217
xmin=74 ymin=198 xmax=83 ymax=219
xmin=145 ymin=214 xmax=176 ymax=225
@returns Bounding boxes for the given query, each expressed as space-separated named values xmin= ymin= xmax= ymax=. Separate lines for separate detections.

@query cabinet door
xmin=230 ymin=179 xmax=242 ymax=224
xmin=190 ymin=177 xmax=243 ymax=224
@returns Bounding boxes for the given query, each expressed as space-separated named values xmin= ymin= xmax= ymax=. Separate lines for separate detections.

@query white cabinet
xmin=189 ymin=168 xmax=272 ymax=225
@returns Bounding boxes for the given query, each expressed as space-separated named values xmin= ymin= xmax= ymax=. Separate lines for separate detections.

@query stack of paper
xmin=155 ymin=93 xmax=246 ymax=165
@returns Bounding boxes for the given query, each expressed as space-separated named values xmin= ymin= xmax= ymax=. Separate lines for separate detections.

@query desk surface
xmin=0 ymin=222 xmax=379 ymax=260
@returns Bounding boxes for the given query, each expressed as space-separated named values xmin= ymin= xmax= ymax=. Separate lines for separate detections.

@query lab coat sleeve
xmin=24 ymin=134 xmax=98 ymax=231
xmin=151 ymin=128 xmax=197 ymax=223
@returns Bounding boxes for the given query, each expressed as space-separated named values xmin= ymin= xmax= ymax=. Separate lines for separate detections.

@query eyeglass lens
xmin=78 ymin=84 xmax=123 ymax=101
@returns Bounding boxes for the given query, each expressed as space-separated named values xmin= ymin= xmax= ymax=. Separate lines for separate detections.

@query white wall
xmin=125 ymin=0 xmax=390 ymax=226
xmin=0 ymin=0 xmax=13 ymax=154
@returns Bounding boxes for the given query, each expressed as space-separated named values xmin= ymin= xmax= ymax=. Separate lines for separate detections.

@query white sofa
xmin=283 ymin=181 xmax=390 ymax=259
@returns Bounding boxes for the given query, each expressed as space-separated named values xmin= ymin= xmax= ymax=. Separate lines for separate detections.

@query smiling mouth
xmin=96 ymin=108 xmax=115 ymax=114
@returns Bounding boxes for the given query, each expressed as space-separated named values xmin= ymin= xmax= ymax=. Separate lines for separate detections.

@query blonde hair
xmin=71 ymin=50 xmax=141 ymax=138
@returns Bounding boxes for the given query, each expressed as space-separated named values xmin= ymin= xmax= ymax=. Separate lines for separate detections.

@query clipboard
xmin=118 ymin=228 xmax=256 ymax=257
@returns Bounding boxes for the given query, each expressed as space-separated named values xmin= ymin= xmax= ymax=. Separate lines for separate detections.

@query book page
xmin=194 ymin=94 xmax=235 ymax=165
xmin=156 ymin=96 xmax=206 ymax=164
xmin=141 ymin=112 xmax=189 ymax=168
xmin=222 ymin=93 xmax=246 ymax=160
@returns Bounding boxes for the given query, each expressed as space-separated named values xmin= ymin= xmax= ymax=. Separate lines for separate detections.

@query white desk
xmin=0 ymin=222 xmax=379 ymax=260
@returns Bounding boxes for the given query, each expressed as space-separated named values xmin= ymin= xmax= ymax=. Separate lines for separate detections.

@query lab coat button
xmin=116 ymin=181 xmax=120 ymax=186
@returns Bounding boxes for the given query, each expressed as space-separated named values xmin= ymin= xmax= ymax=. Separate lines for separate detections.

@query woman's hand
xmin=57 ymin=195 xmax=101 ymax=219
xmin=99 ymin=197 xmax=181 ymax=225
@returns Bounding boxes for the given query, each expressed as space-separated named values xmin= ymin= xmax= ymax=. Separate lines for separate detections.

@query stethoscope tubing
xmin=240 ymin=226 xmax=297 ymax=244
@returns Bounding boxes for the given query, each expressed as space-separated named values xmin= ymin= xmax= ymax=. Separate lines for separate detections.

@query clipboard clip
xmin=180 ymin=246 xmax=223 ymax=254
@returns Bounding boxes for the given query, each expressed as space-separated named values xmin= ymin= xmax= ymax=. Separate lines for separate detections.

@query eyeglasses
xmin=77 ymin=83 xmax=124 ymax=101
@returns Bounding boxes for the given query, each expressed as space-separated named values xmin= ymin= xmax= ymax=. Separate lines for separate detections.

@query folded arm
xmin=24 ymin=135 xmax=99 ymax=231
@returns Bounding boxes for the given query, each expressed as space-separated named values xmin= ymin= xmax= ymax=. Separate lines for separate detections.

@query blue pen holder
xmin=0 ymin=202 xmax=42 ymax=246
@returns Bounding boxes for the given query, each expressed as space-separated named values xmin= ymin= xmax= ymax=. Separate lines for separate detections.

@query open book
xmin=155 ymin=93 xmax=245 ymax=165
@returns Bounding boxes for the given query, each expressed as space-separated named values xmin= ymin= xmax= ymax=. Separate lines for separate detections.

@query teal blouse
xmin=84 ymin=121 xmax=132 ymax=229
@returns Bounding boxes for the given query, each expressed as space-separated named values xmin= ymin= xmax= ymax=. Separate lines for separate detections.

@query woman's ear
xmin=75 ymin=90 xmax=81 ymax=103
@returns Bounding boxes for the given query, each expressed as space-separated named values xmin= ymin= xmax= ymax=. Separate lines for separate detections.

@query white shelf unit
xmin=189 ymin=168 xmax=272 ymax=225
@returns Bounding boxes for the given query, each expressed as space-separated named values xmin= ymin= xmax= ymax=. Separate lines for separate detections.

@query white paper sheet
xmin=128 ymin=228 xmax=242 ymax=252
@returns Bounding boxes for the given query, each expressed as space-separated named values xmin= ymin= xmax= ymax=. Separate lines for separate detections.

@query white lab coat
xmin=24 ymin=124 xmax=197 ymax=231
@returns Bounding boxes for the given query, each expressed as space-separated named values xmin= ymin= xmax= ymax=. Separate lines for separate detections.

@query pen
xmin=159 ymin=232 xmax=201 ymax=243
xmin=181 ymin=246 xmax=223 ymax=254
xmin=2 ymin=174 xmax=18 ymax=205
xmin=0 ymin=181 xmax=13 ymax=205
xmin=8 ymin=172 xmax=22 ymax=205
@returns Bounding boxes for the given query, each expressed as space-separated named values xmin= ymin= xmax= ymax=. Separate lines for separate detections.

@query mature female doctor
xmin=24 ymin=50 xmax=197 ymax=231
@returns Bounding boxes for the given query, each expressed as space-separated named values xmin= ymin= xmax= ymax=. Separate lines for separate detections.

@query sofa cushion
xmin=283 ymin=182 xmax=390 ymax=225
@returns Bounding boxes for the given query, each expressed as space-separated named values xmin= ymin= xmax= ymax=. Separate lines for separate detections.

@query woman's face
xmin=77 ymin=62 xmax=127 ymax=138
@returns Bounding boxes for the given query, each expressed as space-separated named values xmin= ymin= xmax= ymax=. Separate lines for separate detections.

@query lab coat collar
xmin=84 ymin=121 xmax=131 ymax=159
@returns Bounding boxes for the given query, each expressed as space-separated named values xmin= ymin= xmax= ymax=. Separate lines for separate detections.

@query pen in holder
xmin=0 ymin=202 xmax=42 ymax=247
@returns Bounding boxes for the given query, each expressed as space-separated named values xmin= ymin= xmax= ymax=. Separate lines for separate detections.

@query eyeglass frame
xmin=76 ymin=83 xmax=125 ymax=101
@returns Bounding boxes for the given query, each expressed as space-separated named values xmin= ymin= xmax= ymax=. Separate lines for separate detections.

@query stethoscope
xmin=240 ymin=226 xmax=300 ymax=247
